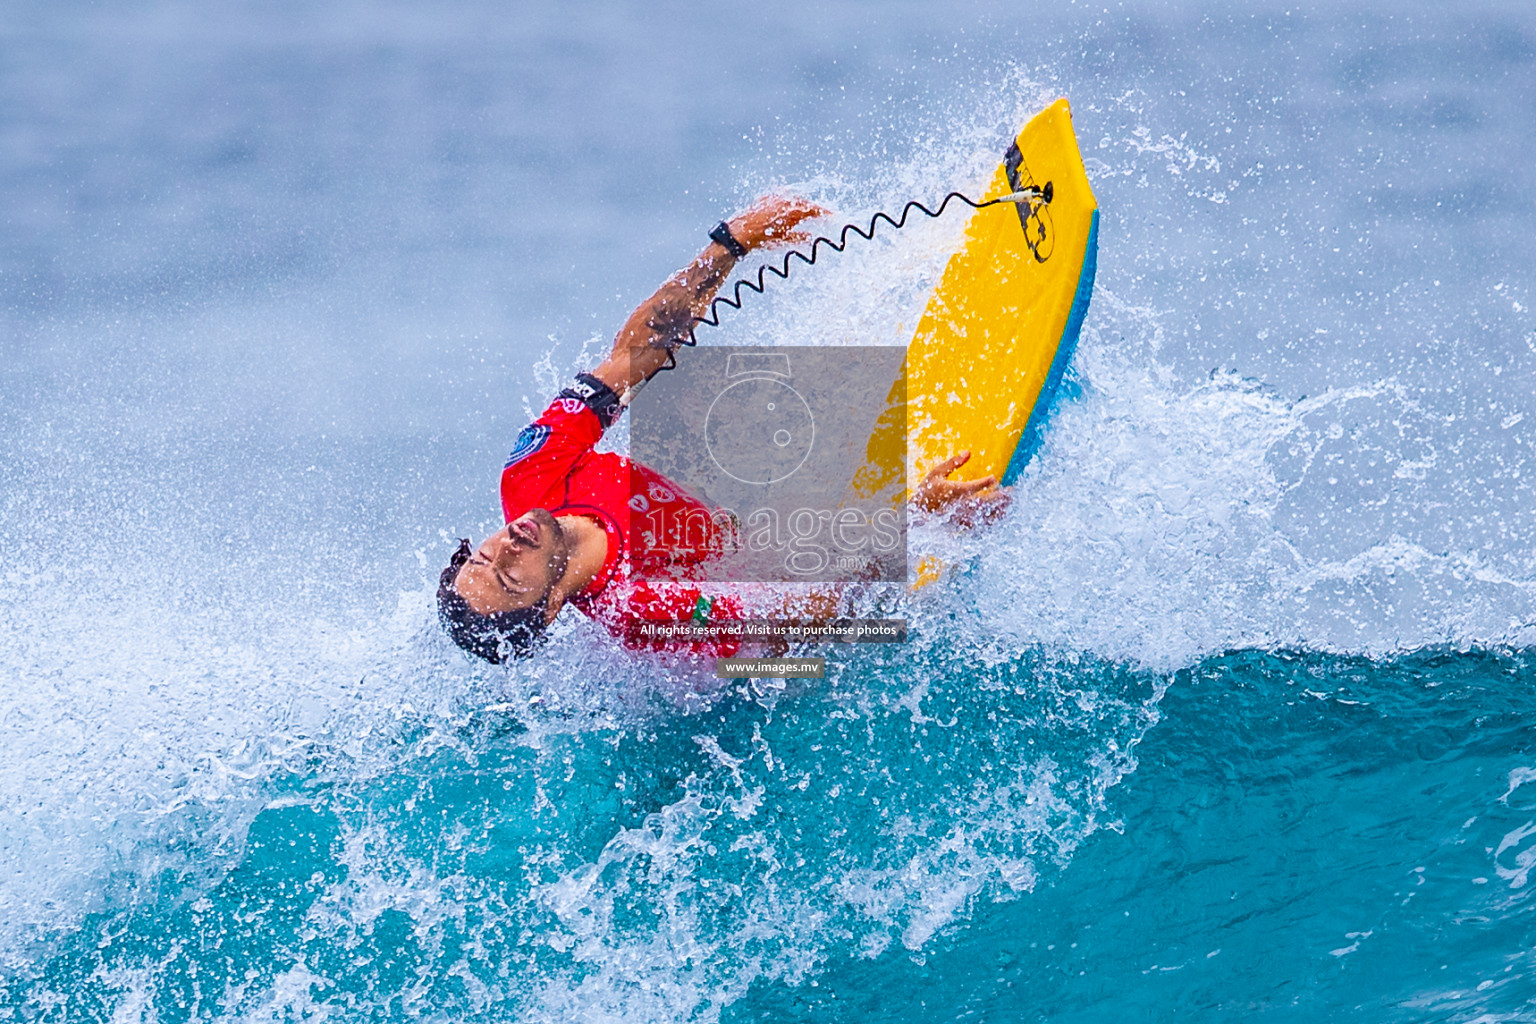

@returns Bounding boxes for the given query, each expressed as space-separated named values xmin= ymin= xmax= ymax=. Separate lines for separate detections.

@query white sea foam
xmin=0 ymin=571 xmax=472 ymax=960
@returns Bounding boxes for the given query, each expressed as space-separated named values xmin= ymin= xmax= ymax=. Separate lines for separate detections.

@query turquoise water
xmin=5 ymin=648 xmax=1535 ymax=1020
xmin=5 ymin=1 xmax=1536 ymax=1019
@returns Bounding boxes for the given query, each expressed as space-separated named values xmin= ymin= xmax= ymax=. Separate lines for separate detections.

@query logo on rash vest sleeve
xmin=506 ymin=424 xmax=552 ymax=467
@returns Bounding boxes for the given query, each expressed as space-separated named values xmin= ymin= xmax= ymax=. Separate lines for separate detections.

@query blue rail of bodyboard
xmin=1000 ymin=208 xmax=1099 ymax=486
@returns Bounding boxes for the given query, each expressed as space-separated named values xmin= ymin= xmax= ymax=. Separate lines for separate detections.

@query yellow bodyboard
xmin=907 ymin=98 xmax=1099 ymax=490
xmin=844 ymin=99 xmax=1098 ymax=587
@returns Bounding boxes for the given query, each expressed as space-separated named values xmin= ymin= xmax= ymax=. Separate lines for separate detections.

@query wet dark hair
xmin=436 ymin=539 xmax=548 ymax=663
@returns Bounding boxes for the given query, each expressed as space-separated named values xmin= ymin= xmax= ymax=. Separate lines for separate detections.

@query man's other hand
xmin=913 ymin=451 xmax=1012 ymax=528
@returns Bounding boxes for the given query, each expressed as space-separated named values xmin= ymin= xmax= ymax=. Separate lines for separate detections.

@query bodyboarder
xmin=437 ymin=195 xmax=1005 ymax=663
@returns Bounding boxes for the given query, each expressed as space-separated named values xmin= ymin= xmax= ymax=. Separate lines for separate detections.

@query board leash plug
xmin=996 ymin=184 xmax=1051 ymax=204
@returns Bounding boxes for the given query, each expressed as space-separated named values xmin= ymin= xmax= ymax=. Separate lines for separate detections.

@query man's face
xmin=454 ymin=509 xmax=571 ymax=616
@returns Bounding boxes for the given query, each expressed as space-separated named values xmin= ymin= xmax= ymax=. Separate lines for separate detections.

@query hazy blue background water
xmin=3 ymin=0 xmax=1536 ymax=1020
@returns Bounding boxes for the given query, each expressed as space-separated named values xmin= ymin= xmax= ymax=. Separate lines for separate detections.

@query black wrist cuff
xmin=559 ymin=372 xmax=624 ymax=428
xmin=709 ymin=220 xmax=749 ymax=259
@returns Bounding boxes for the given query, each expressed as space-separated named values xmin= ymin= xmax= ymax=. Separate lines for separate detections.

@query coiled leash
xmin=629 ymin=184 xmax=1053 ymax=392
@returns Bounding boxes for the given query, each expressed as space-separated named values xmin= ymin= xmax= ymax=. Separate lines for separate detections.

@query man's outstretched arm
xmin=587 ymin=195 xmax=825 ymax=396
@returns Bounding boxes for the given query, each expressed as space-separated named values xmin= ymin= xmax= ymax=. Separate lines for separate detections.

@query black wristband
xmin=709 ymin=220 xmax=749 ymax=259
xmin=559 ymin=372 xmax=624 ymax=429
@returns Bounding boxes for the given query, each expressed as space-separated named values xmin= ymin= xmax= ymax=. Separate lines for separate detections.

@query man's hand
xmin=591 ymin=194 xmax=829 ymax=397
xmin=726 ymin=195 xmax=828 ymax=250
xmin=913 ymin=451 xmax=1012 ymax=527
